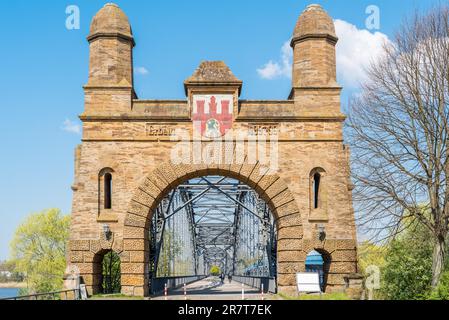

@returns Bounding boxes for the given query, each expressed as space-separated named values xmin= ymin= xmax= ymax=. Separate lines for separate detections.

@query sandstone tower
xmin=67 ymin=3 xmax=360 ymax=298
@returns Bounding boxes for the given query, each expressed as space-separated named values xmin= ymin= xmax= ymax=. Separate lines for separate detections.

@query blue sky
xmin=0 ymin=0 xmax=441 ymax=260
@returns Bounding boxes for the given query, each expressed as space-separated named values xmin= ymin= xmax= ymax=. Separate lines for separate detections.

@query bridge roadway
xmin=151 ymin=277 xmax=272 ymax=300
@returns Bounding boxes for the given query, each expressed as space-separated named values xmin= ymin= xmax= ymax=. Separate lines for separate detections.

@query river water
xmin=0 ymin=288 xmax=20 ymax=299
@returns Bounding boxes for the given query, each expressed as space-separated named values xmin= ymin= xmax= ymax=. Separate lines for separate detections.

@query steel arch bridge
xmin=148 ymin=176 xmax=277 ymax=294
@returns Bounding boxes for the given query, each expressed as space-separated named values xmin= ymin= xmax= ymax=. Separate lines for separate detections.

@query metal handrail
xmin=1 ymin=289 xmax=80 ymax=301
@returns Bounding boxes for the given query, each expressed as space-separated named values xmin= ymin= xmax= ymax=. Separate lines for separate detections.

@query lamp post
xmin=103 ymin=224 xmax=112 ymax=241
xmin=317 ymin=224 xmax=326 ymax=242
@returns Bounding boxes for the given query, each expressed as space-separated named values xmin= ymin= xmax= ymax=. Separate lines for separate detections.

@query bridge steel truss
xmin=148 ymin=176 xmax=277 ymax=294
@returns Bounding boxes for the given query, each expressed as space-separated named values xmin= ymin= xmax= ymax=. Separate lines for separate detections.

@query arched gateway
xmin=67 ymin=3 xmax=360 ymax=298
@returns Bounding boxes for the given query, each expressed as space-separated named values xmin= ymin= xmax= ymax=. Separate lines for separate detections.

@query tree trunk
xmin=431 ymin=236 xmax=446 ymax=288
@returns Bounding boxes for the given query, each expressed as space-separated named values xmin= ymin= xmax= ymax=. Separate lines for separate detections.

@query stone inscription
xmin=146 ymin=123 xmax=176 ymax=137
xmin=248 ymin=124 xmax=279 ymax=136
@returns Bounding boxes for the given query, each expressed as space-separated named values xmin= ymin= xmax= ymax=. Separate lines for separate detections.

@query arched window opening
xmin=313 ymin=173 xmax=321 ymax=209
xmin=104 ymin=173 xmax=112 ymax=210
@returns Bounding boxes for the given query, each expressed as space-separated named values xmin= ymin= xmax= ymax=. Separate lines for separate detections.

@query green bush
xmin=427 ymin=271 xmax=449 ymax=300
xmin=381 ymin=224 xmax=433 ymax=300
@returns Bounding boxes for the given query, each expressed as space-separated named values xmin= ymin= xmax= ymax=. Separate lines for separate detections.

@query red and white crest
xmin=192 ymin=95 xmax=234 ymax=138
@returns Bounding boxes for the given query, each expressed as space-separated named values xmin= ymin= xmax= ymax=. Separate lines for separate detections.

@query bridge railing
xmin=150 ymin=275 xmax=207 ymax=295
xmin=232 ymin=276 xmax=277 ymax=293
xmin=0 ymin=289 xmax=80 ymax=301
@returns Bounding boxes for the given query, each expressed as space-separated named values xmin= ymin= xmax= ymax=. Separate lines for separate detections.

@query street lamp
xmin=317 ymin=224 xmax=326 ymax=242
xmin=103 ymin=224 xmax=112 ymax=241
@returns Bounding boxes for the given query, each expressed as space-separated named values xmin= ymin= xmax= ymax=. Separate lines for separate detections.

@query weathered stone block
xmin=121 ymin=274 xmax=146 ymax=286
xmin=123 ymin=226 xmax=146 ymax=239
xmin=129 ymin=251 xmax=147 ymax=263
xmin=123 ymin=239 xmax=148 ymax=251
xmin=70 ymin=240 xmax=90 ymax=252
xmin=140 ymin=179 xmax=160 ymax=200
xmin=128 ymin=200 xmax=150 ymax=218
xmin=271 ymin=190 xmax=295 ymax=209
xmin=332 ymin=249 xmax=357 ymax=262
xmin=278 ymin=226 xmax=303 ymax=239
xmin=70 ymin=251 xmax=84 ymax=263
xmin=157 ymin=165 xmax=178 ymax=187
xmin=121 ymin=263 xmax=145 ymax=274
xmin=278 ymin=250 xmax=305 ymax=262
xmin=265 ymin=179 xmax=288 ymax=199
xmin=124 ymin=213 xmax=147 ymax=228
xmin=277 ymin=239 xmax=303 ymax=251
xmin=276 ymin=201 xmax=300 ymax=220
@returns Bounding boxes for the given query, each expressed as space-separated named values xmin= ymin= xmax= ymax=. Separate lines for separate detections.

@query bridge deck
xmin=151 ymin=277 xmax=271 ymax=300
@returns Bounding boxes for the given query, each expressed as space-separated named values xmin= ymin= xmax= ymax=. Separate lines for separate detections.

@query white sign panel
xmin=296 ymin=272 xmax=322 ymax=293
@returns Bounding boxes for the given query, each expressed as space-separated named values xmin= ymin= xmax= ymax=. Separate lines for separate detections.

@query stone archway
xmin=120 ymin=161 xmax=304 ymax=297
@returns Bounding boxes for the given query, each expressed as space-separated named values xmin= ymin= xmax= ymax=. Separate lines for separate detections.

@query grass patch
xmin=277 ymin=292 xmax=350 ymax=300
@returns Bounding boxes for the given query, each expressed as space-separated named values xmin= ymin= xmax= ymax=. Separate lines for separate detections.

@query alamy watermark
xmin=365 ymin=265 xmax=381 ymax=300
xmin=366 ymin=5 xmax=381 ymax=30
xmin=66 ymin=5 xmax=80 ymax=30
xmin=170 ymin=127 xmax=280 ymax=175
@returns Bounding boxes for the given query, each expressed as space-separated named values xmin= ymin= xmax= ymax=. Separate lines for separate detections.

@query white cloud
xmin=62 ymin=119 xmax=81 ymax=135
xmin=257 ymin=20 xmax=391 ymax=88
xmin=257 ymin=41 xmax=292 ymax=80
xmin=135 ymin=66 xmax=149 ymax=76
xmin=334 ymin=19 xmax=391 ymax=88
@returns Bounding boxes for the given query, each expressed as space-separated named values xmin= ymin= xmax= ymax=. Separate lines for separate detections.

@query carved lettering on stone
xmin=248 ymin=124 xmax=279 ymax=136
xmin=145 ymin=123 xmax=176 ymax=137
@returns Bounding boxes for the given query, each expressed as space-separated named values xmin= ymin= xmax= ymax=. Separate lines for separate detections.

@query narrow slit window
xmin=313 ymin=173 xmax=321 ymax=209
xmin=104 ymin=173 xmax=112 ymax=209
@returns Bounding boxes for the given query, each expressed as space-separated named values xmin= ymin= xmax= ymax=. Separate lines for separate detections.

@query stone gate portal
xmin=67 ymin=3 xmax=359 ymax=297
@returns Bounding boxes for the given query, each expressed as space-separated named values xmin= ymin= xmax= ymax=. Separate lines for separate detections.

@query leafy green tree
xmin=381 ymin=223 xmax=433 ymax=300
xmin=10 ymin=209 xmax=70 ymax=294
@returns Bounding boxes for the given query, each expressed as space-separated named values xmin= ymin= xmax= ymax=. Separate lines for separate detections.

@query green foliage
xmin=10 ymin=209 xmax=70 ymax=294
xmin=102 ymin=251 xmax=121 ymax=294
xmin=359 ymin=220 xmax=449 ymax=300
xmin=210 ymin=265 xmax=221 ymax=276
xmin=358 ymin=241 xmax=386 ymax=274
xmin=427 ymin=271 xmax=449 ymax=300
xmin=381 ymin=223 xmax=434 ymax=300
